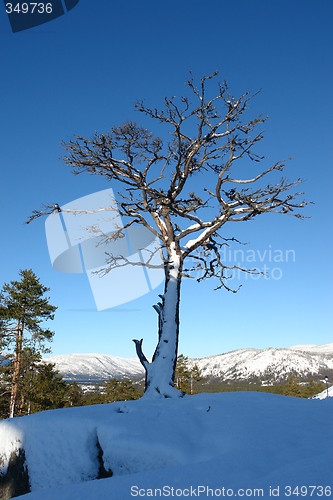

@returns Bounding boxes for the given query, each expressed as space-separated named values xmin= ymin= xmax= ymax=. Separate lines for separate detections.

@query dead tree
xmin=27 ymin=72 xmax=310 ymax=398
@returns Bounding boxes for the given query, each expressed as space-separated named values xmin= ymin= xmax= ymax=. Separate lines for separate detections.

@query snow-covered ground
xmin=0 ymin=392 xmax=332 ymax=499
xmin=313 ymin=383 xmax=333 ymax=399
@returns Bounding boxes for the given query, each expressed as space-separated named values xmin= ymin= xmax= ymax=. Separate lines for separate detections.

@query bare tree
xmin=27 ymin=72 xmax=310 ymax=398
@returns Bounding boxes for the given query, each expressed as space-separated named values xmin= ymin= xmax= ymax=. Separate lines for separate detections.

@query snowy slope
xmin=44 ymin=353 xmax=144 ymax=382
xmin=288 ymin=343 xmax=333 ymax=354
xmin=313 ymin=384 xmax=333 ymax=399
xmin=191 ymin=343 xmax=333 ymax=382
xmin=0 ymin=393 xmax=332 ymax=500
xmin=45 ymin=344 xmax=333 ymax=383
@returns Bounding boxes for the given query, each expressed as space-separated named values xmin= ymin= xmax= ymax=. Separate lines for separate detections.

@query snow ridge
xmin=44 ymin=353 xmax=144 ymax=382
xmin=191 ymin=343 xmax=333 ymax=382
xmin=45 ymin=343 xmax=333 ymax=383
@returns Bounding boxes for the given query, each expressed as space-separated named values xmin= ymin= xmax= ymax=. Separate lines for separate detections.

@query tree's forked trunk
xmin=134 ymin=242 xmax=183 ymax=399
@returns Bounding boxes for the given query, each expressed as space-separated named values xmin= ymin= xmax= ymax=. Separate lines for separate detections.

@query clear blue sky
xmin=1 ymin=0 xmax=332 ymax=359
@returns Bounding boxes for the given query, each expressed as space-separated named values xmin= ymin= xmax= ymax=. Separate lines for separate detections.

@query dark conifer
xmin=0 ymin=269 xmax=57 ymax=418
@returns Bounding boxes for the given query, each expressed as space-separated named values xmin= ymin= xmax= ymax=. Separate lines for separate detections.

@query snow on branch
xmin=26 ymin=72 xmax=312 ymax=398
xmin=28 ymin=71 xmax=311 ymax=288
xmin=132 ymin=339 xmax=149 ymax=370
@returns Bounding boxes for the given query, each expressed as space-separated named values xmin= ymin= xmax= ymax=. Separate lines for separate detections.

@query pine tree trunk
xmin=9 ymin=320 xmax=24 ymax=418
xmin=17 ymin=393 xmax=25 ymax=416
xmin=134 ymin=242 xmax=184 ymax=399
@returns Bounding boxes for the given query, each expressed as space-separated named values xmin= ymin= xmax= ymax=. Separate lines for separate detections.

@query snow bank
xmin=0 ymin=421 xmax=23 ymax=475
xmin=313 ymin=384 xmax=333 ymax=399
xmin=0 ymin=392 xmax=332 ymax=499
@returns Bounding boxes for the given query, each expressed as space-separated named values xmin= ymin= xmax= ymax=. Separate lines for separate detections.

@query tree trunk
xmin=9 ymin=320 xmax=24 ymax=418
xmin=17 ymin=393 xmax=25 ymax=416
xmin=134 ymin=242 xmax=183 ymax=398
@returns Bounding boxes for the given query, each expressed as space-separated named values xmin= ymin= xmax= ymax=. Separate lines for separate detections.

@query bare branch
xmin=28 ymin=71 xmax=310 ymax=291
xmin=132 ymin=339 xmax=149 ymax=370
xmin=0 ymin=390 xmax=11 ymax=398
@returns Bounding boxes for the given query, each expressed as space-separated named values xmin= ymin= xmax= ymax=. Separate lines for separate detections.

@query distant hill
xmin=44 ymin=343 xmax=333 ymax=384
xmin=43 ymin=353 xmax=144 ymax=382
xmin=190 ymin=343 xmax=333 ymax=384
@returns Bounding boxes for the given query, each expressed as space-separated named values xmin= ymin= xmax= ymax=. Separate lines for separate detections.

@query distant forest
xmin=0 ymin=371 xmax=325 ymax=421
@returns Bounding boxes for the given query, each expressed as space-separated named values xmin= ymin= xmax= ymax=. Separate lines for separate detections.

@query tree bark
xmin=9 ymin=320 xmax=24 ymax=418
xmin=134 ymin=242 xmax=183 ymax=398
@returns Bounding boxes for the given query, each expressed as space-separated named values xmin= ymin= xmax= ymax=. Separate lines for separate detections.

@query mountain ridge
xmin=44 ymin=343 xmax=333 ymax=384
xmin=190 ymin=344 xmax=333 ymax=383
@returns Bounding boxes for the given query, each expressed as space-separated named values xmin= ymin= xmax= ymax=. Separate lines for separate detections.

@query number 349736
xmin=5 ymin=3 xmax=53 ymax=14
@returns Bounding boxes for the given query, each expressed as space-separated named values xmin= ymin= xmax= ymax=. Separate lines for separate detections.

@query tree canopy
xmin=0 ymin=269 xmax=57 ymax=417
xmin=27 ymin=72 xmax=310 ymax=398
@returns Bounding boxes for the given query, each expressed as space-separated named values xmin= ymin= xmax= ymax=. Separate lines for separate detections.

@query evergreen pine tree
xmin=284 ymin=375 xmax=302 ymax=397
xmin=66 ymin=382 xmax=84 ymax=407
xmin=104 ymin=378 xmax=140 ymax=402
xmin=174 ymin=354 xmax=203 ymax=394
xmin=29 ymin=363 xmax=68 ymax=413
xmin=0 ymin=269 xmax=57 ymax=418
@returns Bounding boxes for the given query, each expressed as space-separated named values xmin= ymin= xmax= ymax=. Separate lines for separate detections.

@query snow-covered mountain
xmin=45 ymin=343 xmax=333 ymax=383
xmin=191 ymin=343 xmax=333 ymax=383
xmin=44 ymin=353 xmax=144 ymax=382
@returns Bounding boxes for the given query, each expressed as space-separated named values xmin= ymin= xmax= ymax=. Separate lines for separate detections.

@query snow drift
xmin=0 ymin=392 xmax=332 ymax=499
